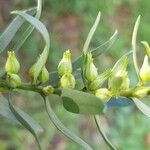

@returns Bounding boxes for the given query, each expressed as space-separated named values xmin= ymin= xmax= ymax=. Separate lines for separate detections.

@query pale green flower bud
xmin=140 ymin=55 xmax=150 ymax=83
xmin=141 ymin=41 xmax=150 ymax=58
xmin=42 ymin=85 xmax=54 ymax=96
xmin=95 ymin=88 xmax=111 ymax=101
xmin=132 ymin=87 xmax=150 ymax=99
xmin=85 ymin=52 xmax=98 ymax=82
xmin=6 ymin=73 xmax=21 ymax=88
xmin=108 ymin=56 xmax=129 ymax=92
xmin=60 ymin=73 xmax=75 ymax=89
xmin=5 ymin=51 xmax=20 ymax=73
xmin=89 ymin=69 xmax=112 ymax=91
xmin=57 ymin=50 xmax=72 ymax=77
xmin=38 ymin=66 xmax=49 ymax=83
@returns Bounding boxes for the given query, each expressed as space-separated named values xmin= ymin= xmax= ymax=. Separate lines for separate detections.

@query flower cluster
xmin=2 ymin=42 xmax=150 ymax=102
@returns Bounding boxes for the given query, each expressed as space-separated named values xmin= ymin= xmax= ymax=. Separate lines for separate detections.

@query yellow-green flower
xmin=5 ymin=51 xmax=20 ymax=73
xmin=108 ymin=56 xmax=130 ymax=92
xmin=60 ymin=73 xmax=75 ymax=89
xmin=6 ymin=73 xmax=21 ymax=88
xmin=38 ymin=66 xmax=49 ymax=83
xmin=140 ymin=55 xmax=150 ymax=83
xmin=57 ymin=50 xmax=72 ymax=77
xmin=132 ymin=86 xmax=150 ymax=99
xmin=85 ymin=52 xmax=98 ymax=82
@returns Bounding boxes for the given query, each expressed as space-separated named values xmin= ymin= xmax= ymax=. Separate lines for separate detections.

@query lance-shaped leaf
xmin=44 ymin=96 xmax=94 ymax=150
xmin=72 ymin=30 xmax=118 ymax=71
xmin=7 ymin=92 xmax=43 ymax=150
xmin=0 ymin=7 xmax=36 ymax=53
xmin=104 ymin=96 xmax=134 ymax=112
xmin=12 ymin=11 xmax=50 ymax=83
xmin=61 ymin=88 xmax=103 ymax=115
xmin=133 ymin=97 xmax=150 ymax=117
xmin=13 ymin=0 xmax=42 ymax=51
xmin=83 ymin=12 xmax=101 ymax=54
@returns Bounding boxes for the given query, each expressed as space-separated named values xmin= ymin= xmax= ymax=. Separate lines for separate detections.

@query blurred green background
xmin=0 ymin=0 xmax=150 ymax=150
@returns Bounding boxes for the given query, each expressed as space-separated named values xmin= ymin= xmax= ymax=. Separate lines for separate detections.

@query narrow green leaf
xmin=11 ymin=11 xmax=50 ymax=49
xmin=132 ymin=16 xmax=142 ymax=83
xmin=7 ymin=92 xmax=42 ymax=150
xmin=13 ymin=0 xmax=42 ymax=51
xmin=44 ymin=96 xmax=93 ymax=150
xmin=83 ymin=12 xmax=101 ymax=54
xmin=0 ymin=96 xmax=17 ymax=124
xmin=61 ymin=88 xmax=103 ymax=114
xmin=0 ymin=7 xmax=36 ymax=53
xmin=133 ymin=97 xmax=150 ymax=117
xmin=94 ymin=115 xmax=118 ymax=150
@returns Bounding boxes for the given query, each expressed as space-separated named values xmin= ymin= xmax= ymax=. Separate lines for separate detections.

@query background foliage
xmin=0 ymin=0 xmax=150 ymax=149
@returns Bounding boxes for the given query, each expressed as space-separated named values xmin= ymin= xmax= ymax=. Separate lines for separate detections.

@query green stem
xmin=94 ymin=115 xmax=118 ymax=150
xmin=44 ymin=96 xmax=94 ymax=150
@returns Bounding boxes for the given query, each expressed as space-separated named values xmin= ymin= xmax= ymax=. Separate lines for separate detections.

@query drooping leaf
xmin=7 ymin=92 xmax=43 ymax=150
xmin=44 ymin=96 xmax=93 ymax=150
xmin=13 ymin=0 xmax=42 ymax=51
xmin=104 ymin=96 xmax=134 ymax=111
xmin=0 ymin=96 xmax=17 ymax=124
xmin=0 ymin=95 xmax=44 ymax=133
xmin=61 ymin=88 xmax=103 ymax=115
xmin=0 ymin=7 xmax=36 ymax=53
xmin=132 ymin=15 xmax=142 ymax=83
xmin=12 ymin=11 xmax=50 ymax=83
xmin=133 ymin=97 xmax=150 ymax=117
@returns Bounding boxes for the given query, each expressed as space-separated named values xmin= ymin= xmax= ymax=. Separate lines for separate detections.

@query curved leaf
xmin=13 ymin=0 xmax=42 ymax=51
xmin=133 ymin=97 xmax=150 ymax=117
xmin=83 ymin=12 xmax=101 ymax=54
xmin=0 ymin=96 xmax=17 ymax=124
xmin=44 ymin=96 xmax=93 ymax=150
xmin=0 ymin=7 xmax=36 ymax=53
xmin=61 ymin=88 xmax=103 ymax=115
xmin=132 ymin=16 xmax=142 ymax=83
xmin=7 ymin=92 xmax=42 ymax=150
xmin=94 ymin=115 xmax=118 ymax=150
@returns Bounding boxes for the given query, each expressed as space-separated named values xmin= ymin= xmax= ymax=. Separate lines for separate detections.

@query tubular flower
xmin=6 ymin=73 xmax=21 ymax=88
xmin=85 ymin=52 xmax=98 ymax=82
xmin=5 ymin=51 xmax=20 ymax=74
xmin=132 ymin=86 xmax=150 ymax=99
xmin=108 ymin=56 xmax=130 ymax=92
xmin=60 ymin=73 xmax=75 ymax=89
xmin=38 ymin=66 xmax=49 ymax=83
xmin=57 ymin=50 xmax=72 ymax=77
xmin=140 ymin=55 xmax=150 ymax=83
